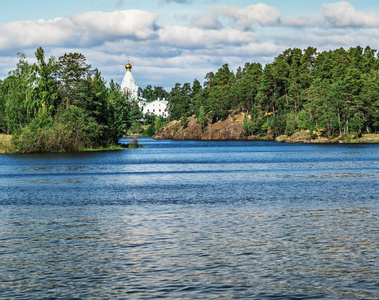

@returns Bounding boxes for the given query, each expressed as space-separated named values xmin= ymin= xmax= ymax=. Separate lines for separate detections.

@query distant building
xmin=121 ymin=59 xmax=140 ymax=99
xmin=120 ymin=59 xmax=169 ymax=118
xmin=142 ymin=98 xmax=169 ymax=118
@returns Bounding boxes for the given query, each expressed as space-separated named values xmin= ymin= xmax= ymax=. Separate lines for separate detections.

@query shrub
xmin=12 ymin=105 xmax=106 ymax=153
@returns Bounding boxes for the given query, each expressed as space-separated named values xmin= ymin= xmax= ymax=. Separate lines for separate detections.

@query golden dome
xmin=125 ymin=59 xmax=132 ymax=71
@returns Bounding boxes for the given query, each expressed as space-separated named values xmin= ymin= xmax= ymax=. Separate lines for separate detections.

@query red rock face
xmin=153 ymin=114 xmax=249 ymax=140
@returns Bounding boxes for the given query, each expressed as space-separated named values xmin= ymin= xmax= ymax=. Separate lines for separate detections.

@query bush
xmin=12 ymin=106 xmax=106 ymax=153
xmin=128 ymin=138 xmax=139 ymax=148
xmin=144 ymin=124 xmax=156 ymax=137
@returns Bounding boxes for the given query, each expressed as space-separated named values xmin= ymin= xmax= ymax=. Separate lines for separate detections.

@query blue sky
xmin=2 ymin=0 xmax=379 ymax=89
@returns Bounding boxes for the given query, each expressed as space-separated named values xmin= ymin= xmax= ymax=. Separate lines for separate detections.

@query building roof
xmin=145 ymin=99 xmax=168 ymax=106
xmin=121 ymin=59 xmax=139 ymax=96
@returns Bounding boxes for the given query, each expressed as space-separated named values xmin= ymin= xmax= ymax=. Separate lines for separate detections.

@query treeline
xmin=141 ymin=85 xmax=170 ymax=102
xmin=168 ymin=46 xmax=379 ymax=137
xmin=0 ymin=47 xmax=142 ymax=153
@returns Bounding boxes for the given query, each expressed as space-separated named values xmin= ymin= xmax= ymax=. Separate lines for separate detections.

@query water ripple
xmin=0 ymin=139 xmax=378 ymax=299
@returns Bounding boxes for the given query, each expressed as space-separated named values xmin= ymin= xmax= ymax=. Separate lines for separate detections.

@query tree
xmin=0 ymin=80 xmax=8 ymax=133
xmin=198 ymin=106 xmax=207 ymax=131
xmin=58 ymin=52 xmax=92 ymax=108
xmin=3 ymin=52 xmax=33 ymax=133
xmin=107 ymin=80 xmax=130 ymax=140
xmin=207 ymin=64 xmax=234 ymax=121
xmin=33 ymin=47 xmax=60 ymax=116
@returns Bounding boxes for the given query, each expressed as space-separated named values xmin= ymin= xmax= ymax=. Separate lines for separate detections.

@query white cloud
xmin=0 ymin=56 xmax=18 ymax=76
xmin=322 ymin=1 xmax=379 ymax=28
xmin=216 ymin=4 xmax=280 ymax=28
xmin=281 ymin=18 xmax=309 ymax=27
xmin=3 ymin=3 xmax=379 ymax=89
xmin=192 ymin=13 xmax=223 ymax=30
xmin=0 ymin=10 xmax=159 ymax=52
xmin=157 ymin=26 xmax=257 ymax=49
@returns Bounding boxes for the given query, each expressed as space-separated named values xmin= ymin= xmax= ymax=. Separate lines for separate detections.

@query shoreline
xmin=0 ymin=134 xmax=129 ymax=154
xmin=152 ymin=114 xmax=379 ymax=144
xmin=152 ymin=135 xmax=379 ymax=144
xmin=0 ymin=133 xmax=147 ymax=154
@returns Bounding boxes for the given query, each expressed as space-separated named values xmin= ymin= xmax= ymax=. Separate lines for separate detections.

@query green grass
xmin=0 ymin=134 xmax=14 ymax=154
xmin=0 ymin=134 xmax=127 ymax=154
xmin=79 ymin=144 xmax=125 ymax=152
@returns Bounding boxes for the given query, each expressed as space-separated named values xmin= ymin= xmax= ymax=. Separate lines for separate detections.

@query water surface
xmin=0 ymin=138 xmax=378 ymax=299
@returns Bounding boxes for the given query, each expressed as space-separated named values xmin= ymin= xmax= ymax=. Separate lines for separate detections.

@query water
xmin=0 ymin=138 xmax=378 ymax=299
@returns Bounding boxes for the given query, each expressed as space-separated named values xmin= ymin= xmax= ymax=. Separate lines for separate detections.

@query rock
xmin=287 ymin=130 xmax=311 ymax=143
xmin=154 ymin=114 xmax=248 ymax=140
xmin=247 ymin=135 xmax=259 ymax=141
xmin=276 ymin=135 xmax=289 ymax=143
xmin=154 ymin=116 xmax=379 ymax=144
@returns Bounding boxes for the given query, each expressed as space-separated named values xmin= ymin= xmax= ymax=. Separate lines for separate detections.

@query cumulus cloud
xmin=192 ymin=13 xmax=223 ymax=30
xmin=157 ymin=26 xmax=257 ymax=49
xmin=3 ymin=2 xmax=379 ymax=89
xmin=322 ymin=1 xmax=379 ymax=28
xmin=0 ymin=10 xmax=159 ymax=52
xmin=216 ymin=4 xmax=280 ymax=29
xmin=281 ymin=18 xmax=309 ymax=27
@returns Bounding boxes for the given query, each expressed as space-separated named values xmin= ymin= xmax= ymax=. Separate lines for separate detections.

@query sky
xmin=1 ymin=0 xmax=379 ymax=90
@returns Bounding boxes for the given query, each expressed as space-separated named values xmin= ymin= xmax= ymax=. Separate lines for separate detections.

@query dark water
xmin=0 ymin=138 xmax=378 ymax=299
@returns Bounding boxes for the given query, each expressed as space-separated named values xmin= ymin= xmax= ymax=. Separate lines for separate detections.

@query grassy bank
xmin=0 ymin=134 xmax=130 ymax=154
xmin=343 ymin=134 xmax=379 ymax=143
xmin=79 ymin=144 xmax=125 ymax=152
xmin=0 ymin=134 xmax=13 ymax=153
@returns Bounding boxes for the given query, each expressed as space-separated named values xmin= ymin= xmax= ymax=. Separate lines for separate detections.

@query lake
xmin=0 ymin=138 xmax=378 ymax=299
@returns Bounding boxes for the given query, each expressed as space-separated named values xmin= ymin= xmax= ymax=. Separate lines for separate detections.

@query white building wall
xmin=119 ymin=61 xmax=170 ymax=118
xmin=142 ymin=99 xmax=169 ymax=118
xmin=121 ymin=71 xmax=139 ymax=99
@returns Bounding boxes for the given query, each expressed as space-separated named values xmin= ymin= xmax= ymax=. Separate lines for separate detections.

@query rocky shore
xmin=153 ymin=113 xmax=379 ymax=143
xmin=153 ymin=114 xmax=247 ymax=141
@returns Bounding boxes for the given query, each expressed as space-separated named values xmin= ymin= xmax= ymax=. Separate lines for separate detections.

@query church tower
xmin=121 ymin=59 xmax=139 ymax=99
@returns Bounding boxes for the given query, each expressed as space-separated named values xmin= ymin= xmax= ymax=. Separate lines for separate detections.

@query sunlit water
xmin=0 ymin=138 xmax=378 ymax=299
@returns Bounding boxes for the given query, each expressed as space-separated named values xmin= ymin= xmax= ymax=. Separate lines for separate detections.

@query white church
xmin=121 ymin=59 xmax=169 ymax=118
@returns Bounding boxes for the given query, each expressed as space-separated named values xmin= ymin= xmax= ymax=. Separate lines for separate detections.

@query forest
xmin=0 ymin=47 xmax=150 ymax=153
xmin=1 ymin=46 xmax=379 ymax=153
xmin=167 ymin=46 xmax=379 ymax=138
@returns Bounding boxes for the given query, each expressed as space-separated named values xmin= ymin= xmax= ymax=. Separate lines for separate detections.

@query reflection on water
xmin=0 ymin=138 xmax=378 ymax=299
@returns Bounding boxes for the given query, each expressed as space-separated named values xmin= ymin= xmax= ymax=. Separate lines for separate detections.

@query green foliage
xmin=12 ymin=106 xmax=102 ymax=153
xmin=128 ymin=138 xmax=140 ymax=149
xmin=1 ymin=47 xmax=136 ymax=153
xmin=198 ymin=106 xmax=207 ymax=130
xmin=141 ymin=85 xmax=169 ymax=102
xmin=166 ymin=46 xmax=379 ymax=137
xmin=285 ymin=112 xmax=298 ymax=136
xmin=154 ymin=115 xmax=166 ymax=133
xmin=145 ymin=124 xmax=156 ymax=137
xmin=181 ymin=115 xmax=188 ymax=128
xmin=58 ymin=52 xmax=92 ymax=108
xmin=0 ymin=80 xmax=7 ymax=134
xmin=127 ymin=122 xmax=143 ymax=136
xmin=242 ymin=113 xmax=254 ymax=135
xmin=142 ymin=115 xmax=167 ymax=137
